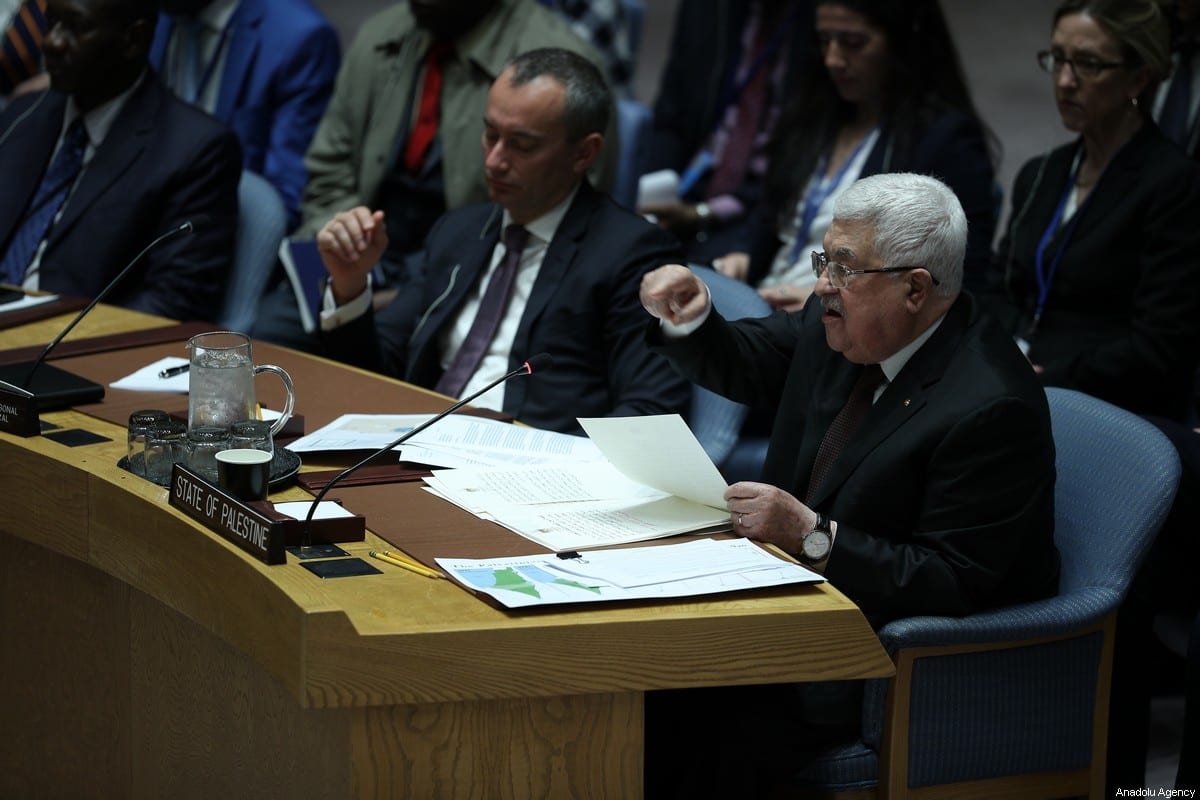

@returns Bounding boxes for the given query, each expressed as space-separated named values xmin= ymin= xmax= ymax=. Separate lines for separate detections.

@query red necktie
xmin=805 ymin=364 xmax=884 ymax=504
xmin=403 ymin=41 xmax=453 ymax=175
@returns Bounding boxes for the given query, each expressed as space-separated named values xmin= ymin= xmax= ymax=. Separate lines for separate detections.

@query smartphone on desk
xmin=0 ymin=288 xmax=25 ymax=305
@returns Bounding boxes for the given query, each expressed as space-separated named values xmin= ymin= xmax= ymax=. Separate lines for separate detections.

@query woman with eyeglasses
xmin=985 ymin=0 xmax=1200 ymax=421
xmin=712 ymin=0 xmax=996 ymax=311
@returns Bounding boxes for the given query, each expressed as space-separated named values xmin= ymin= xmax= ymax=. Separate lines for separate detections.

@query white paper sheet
xmin=288 ymin=413 xmax=603 ymax=466
xmin=0 ymin=292 xmax=58 ymax=314
xmin=578 ymin=414 xmax=728 ymax=509
xmin=273 ymin=500 xmax=354 ymax=520
xmin=109 ymin=356 xmax=190 ymax=393
xmin=637 ymin=169 xmax=680 ymax=206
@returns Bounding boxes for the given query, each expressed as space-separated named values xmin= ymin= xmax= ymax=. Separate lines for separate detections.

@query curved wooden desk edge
xmin=1 ymin=417 xmax=893 ymax=710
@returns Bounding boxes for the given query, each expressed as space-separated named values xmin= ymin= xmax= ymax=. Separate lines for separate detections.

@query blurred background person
xmin=250 ymin=0 xmax=614 ymax=350
xmin=1154 ymin=0 xmax=1200 ymax=158
xmin=978 ymin=0 xmax=1200 ymax=791
xmin=0 ymin=0 xmax=49 ymax=107
xmin=0 ymin=0 xmax=240 ymax=321
xmin=983 ymin=0 xmax=1200 ymax=422
xmin=712 ymin=0 xmax=997 ymax=312
xmin=537 ymin=0 xmax=635 ymax=95
xmin=639 ymin=0 xmax=813 ymax=263
xmin=150 ymin=0 xmax=341 ymax=229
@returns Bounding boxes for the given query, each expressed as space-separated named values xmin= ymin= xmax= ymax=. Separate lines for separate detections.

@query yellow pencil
xmin=368 ymin=549 xmax=443 ymax=579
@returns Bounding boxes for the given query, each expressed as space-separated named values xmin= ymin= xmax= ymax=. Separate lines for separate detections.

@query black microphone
xmin=300 ymin=353 xmax=554 ymax=549
xmin=0 ymin=219 xmax=201 ymax=410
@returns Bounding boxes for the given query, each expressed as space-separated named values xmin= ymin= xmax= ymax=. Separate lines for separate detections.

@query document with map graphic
xmin=435 ymin=538 xmax=823 ymax=609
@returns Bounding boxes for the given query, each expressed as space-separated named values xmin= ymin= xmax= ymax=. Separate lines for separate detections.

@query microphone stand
xmin=19 ymin=220 xmax=196 ymax=388
xmin=0 ymin=219 xmax=200 ymax=436
xmin=299 ymin=355 xmax=551 ymax=552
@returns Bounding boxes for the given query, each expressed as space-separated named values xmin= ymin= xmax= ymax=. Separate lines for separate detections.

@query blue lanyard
xmin=1031 ymin=150 xmax=1095 ymax=335
xmin=788 ymin=128 xmax=878 ymax=264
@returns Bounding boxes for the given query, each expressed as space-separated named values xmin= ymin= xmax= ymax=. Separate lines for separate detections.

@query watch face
xmin=802 ymin=529 xmax=832 ymax=560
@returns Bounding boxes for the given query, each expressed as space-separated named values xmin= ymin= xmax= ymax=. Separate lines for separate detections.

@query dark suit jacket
xmin=985 ymin=123 xmax=1200 ymax=421
xmin=150 ymin=0 xmax=341 ymax=229
xmin=652 ymin=292 xmax=1059 ymax=626
xmin=0 ymin=77 xmax=241 ymax=321
xmin=745 ymin=109 xmax=997 ymax=290
xmin=323 ymin=182 xmax=691 ymax=434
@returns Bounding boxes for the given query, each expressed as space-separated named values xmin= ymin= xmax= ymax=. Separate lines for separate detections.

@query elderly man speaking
xmin=641 ymin=172 xmax=1061 ymax=796
xmin=642 ymin=172 xmax=1059 ymax=627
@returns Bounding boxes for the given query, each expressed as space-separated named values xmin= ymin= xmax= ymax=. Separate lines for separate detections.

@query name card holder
xmin=0 ymin=380 xmax=39 ymax=437
xmin=168 ymin=464 xmax=364 ymax=565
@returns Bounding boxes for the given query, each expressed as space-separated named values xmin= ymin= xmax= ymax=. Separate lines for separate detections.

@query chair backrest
xmin=687 ymin=266 xmax=773 ymax=465
xmin=219 ymin=170 xmax=288 ymax=332
xmin=1046 ymin=387 xmax=1180 ymax=598
xmin=612 ymin=97 xmax=651 ymax=210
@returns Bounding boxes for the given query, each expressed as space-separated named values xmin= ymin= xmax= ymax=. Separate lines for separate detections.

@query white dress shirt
xmin=322 ymin=187 xmax=580 ymax=411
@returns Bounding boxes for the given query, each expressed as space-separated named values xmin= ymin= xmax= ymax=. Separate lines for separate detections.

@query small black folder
xmin=0 ymin=362 xmax=105 ymax=410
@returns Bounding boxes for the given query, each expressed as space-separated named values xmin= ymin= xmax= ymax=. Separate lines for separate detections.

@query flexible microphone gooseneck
xmin=300 ymin=353 xmax=554 ymax=549
xmin=19 ymin=218 xmax=203 ymax=388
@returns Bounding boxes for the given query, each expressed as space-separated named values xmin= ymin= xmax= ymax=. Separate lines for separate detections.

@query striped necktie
xmin=0 ymin=0 xmax=47 ymax=95
xmin=434 ymin=224 xmax=530 ymax=398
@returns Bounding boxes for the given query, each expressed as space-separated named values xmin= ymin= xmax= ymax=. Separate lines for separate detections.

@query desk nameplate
xmin=170 ymin=464 xmax=287 ymax=564
xmin=0 ymin=379 xmax=39 ymax=437
xmin=168 ymin=464 xmax=366 ymax=565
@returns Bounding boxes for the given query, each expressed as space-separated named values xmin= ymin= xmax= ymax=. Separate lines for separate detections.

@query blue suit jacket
xmin=0 ymin=77 xmax=241 ymax=321
xmin=149 ymin=0 xmax=340 ymax=229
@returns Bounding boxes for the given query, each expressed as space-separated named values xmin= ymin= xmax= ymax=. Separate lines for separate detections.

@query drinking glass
xmin=229 ymin=419 xmax=273 ymax=456
xmin=185 ymin=425 xmax=230 ymax=483
xmin=127 ymin=409 xmax=169 ymax=477
xmin=145 ymin=420 xmax=187 ymax=487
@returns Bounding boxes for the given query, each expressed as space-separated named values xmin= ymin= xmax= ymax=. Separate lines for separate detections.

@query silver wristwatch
xmin=799 ymin=512 xmax=833 ymax=564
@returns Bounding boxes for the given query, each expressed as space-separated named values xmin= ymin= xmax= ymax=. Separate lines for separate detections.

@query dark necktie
xmin=805 ymin=363 xmax=884 ymax=504
xmin=1 ymin=118 xmax=89 ymax=285
xmin=434 ymin=224 xmax=530 ymax=398
xmin=707 ymin=29 xmax=770 ymax=199
xmin=404 ymin=41 xmax=453 ymax=175
xmin=0 ymin=0 xmax=47 ymax=95
xmin=1160 ymin=45 xmax=1196 ymax=147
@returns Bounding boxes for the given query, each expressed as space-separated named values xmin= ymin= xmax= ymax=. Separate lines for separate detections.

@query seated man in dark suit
xmin=315 ymin=48 xmax=688 ymax=434
xmin=0 ymin=0 xmax=240 ymax=322
xmin=639 ymin=173 xmax=1059 ymax=795
xmin=251 ymin=0 xmax=614 ymax=350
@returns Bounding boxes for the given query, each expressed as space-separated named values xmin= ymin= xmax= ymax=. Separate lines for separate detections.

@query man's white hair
xmin=833 ymin=173 xmax=966 ymax=296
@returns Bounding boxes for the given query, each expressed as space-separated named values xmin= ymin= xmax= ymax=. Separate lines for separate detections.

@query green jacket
xmin=297 ymin=0 xmax=616 ymax=237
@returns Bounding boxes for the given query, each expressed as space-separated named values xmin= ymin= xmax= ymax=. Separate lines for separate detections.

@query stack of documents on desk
xmin=423 ymin=414 xmax=733 ymax=552
xmin=287 ymin=413 xmax=603 ymax=468
xmin=436 ymin=538 xmax=823 ymax=609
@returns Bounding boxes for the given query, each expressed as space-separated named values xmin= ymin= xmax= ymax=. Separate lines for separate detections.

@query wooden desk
xmin=0 ymin=308 xmax=894 ymax=799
